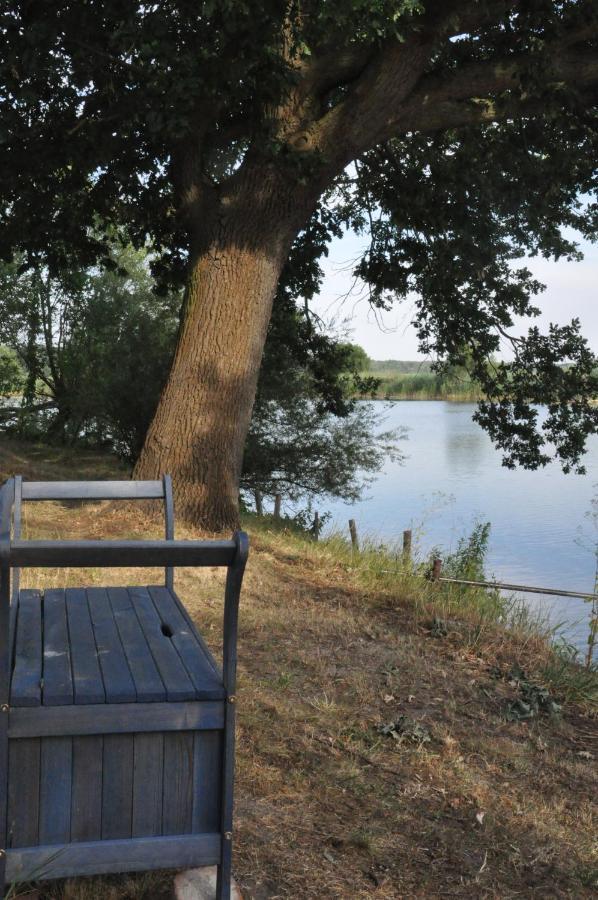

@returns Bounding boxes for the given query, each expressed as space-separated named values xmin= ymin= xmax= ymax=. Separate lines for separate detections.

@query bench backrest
xmin=12 ymin=475 xmax=175 ymax=599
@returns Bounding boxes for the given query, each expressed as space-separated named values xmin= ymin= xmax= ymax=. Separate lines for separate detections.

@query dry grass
xmin=1 ymin=437 xmax=597 ymax=899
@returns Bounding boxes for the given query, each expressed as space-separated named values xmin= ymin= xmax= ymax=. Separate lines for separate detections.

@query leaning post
xmin=313 ymin=511 xmax=320 ymax=541
xmin=349 ymin=519 xmax=359 ymax=553
xmin=273 ymin=494 xmax=282 ymax=520
xmin=402 ymin=529 xmax=412 ymax=564
xmin=254 ymin=489 xmax=263 ymax=516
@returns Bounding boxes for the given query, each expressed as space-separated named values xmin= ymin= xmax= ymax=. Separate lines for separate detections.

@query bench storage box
xmin=0 ymin=476 xmax=248 ymax=900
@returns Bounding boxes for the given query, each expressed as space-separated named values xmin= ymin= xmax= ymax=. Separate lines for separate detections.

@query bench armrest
xmin=8 ymin=539 xmax=237 ymax=568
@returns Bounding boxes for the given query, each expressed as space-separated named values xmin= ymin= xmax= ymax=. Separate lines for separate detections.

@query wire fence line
xmin=341 ymin=521 xmax=598 ymax=603
xmin=264 ymin=501 xmax=598 ymax=604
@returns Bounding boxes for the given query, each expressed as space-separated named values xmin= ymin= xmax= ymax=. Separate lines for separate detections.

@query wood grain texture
xmin=10 ymin=589 xmax=42 ymax=707
xmin=101 ymin=734 xmax=134 ymax=840
xmin=71 ymin=736 xmax=103 ymax=842
xmin=6 ymin=833 xmax=221 ymax=882
xmin=87 ymin=588 xmax=136 ymax=703
xmin=39 ymin=737 xmax=72 ymax=845
xmin=9 ymin=700 xmax=225 ymax=738
xmin=192 ymin=730 xmax=222 ymax=833
xmin=21 ymin=480 xmax=165 ymax=501
xmin=163 ymin=473 xmax=174 ymax=591
xmin=148 ymin=586 xmax=223 ymax=692
xmin=42 ymin=590 xmax=73 ymax=706
xmin=66 ymin=588 xmax=105 ymax=704
xmin=7 ymin=738 xmax=40 ymax=847
xmin=132 ymin=733 xmax=164 ymax=837
xmin=162 ymin=732 xmax=194 ymax=835
xmin=108 ymin=588 xmax=166 ymax=702
xmin=130 ymin=587 xmax=196 ymax=701
xmin=10 ymin=539 xmax=236 ymax=568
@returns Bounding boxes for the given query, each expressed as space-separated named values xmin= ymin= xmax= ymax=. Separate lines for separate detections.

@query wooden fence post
xmin=432 ymin=558 xmax=442 ymax=581
xmin=349 ymin=519 xmax=359 ymax=553
xmin=313 ymin=511 xmax=320 ymax=541
xmin=254 ymin=489 xmax=263 ymax=516
xmin=274 ymin=494 xmax=282 ymax=520
xmin=402 ymin=529 xmax=412 ymax=563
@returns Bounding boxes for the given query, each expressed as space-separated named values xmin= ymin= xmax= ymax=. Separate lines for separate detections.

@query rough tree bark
xmin=134 ymin=166 xmax=318 ymax=529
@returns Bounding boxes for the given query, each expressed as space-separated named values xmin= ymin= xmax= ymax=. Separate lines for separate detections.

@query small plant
xmin=441 ymin=520 xmax=491 ymax=582
xmin=377 ymin=716 xmax=432 ymax=747
xmin=494 ymin=665 xmax=562 ymax=721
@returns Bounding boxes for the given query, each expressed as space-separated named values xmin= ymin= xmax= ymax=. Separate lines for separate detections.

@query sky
xmin=310 ymin=229 xmax=598 ymax=361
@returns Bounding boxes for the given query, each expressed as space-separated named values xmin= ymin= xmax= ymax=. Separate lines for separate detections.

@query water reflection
xmin=324 ymin=401 xmax=597 ymax=652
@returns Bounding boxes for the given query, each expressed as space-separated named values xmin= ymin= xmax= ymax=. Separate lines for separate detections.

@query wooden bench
xmin=0 ymin=476 xmax=248 ymax=900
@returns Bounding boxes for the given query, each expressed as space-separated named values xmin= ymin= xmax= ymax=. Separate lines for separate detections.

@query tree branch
xmin=394 ymin=48 xmax=598 ymax=136
xmin=297 ymin=0 xmax=598 ymax=169
xmin=309 ymin=1 xmax=508 ymax=163
xmin=0 ymin=400 xmax=57 ymax=419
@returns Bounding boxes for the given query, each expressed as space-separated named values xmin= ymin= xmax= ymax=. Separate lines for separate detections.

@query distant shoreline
xmin=361 ymin=394 xmax=482 ymax=402
xmin=361 ymin=363 xmax=483 ymax=403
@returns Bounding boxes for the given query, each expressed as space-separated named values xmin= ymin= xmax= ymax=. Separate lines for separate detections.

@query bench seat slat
xmin=129 ymin=587 xmax=197 ymax=702
xmin=10 ymin=587 xmax=225 ymax=708
xmin=66 ymin=589 xmax=105 ymax=705
xmin=108 ymin=588 xmax=167 ymax=702
xmin=87 ymin=589 xmax=137 ymax=703
xmin=42 ymin=590 xmax=73 ymax=706
xmin=148 ymin=586 xmax=222 ymax=689
xmin=10 ymin=590 xmax=42 ymax=708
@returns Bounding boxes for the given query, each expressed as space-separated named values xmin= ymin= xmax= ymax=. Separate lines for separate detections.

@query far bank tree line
xmin=0 ymin=245 xmax=399 ymax=515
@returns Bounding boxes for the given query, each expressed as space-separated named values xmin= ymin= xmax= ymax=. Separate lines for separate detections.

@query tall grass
xmin=363 ymin=370 xmax=483 ymax=401
xmin=244 ymin=511 xmax=597 ymax=708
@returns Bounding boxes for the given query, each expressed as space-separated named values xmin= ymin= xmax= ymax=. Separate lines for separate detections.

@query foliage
xmin=2 ymin=0 xmax=598 ymax=483
xmin=243 ymin=298 xmax=402 ymax=503
xmin=377 ymin=716 xmax=432 ymax=746
xmin=243 ymin=390 xmax=401 ymax=506
xmin=440 ymin=521 xmax=492 ymax=582
xmin=340 ymin=342 xmax=371 ymax=374
xmin=369 ymin=360 xmax=434 ymax=375
xmin=336 ymin=116 xmax=598 ymax=473
xmin=0 ymin=346 xmax=24 ymax=398
xmin=0 ymin=246 xmax=179 ymax=458
xmin=495 ymin=664 xmax=562 ymax=721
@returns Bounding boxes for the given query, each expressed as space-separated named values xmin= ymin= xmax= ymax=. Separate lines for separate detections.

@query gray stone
xmin=174 ymin=866 xmax=243 ymax=900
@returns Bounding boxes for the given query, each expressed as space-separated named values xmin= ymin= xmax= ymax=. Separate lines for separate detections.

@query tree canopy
xmin=2 ymin=1 xmax=598 ymax=526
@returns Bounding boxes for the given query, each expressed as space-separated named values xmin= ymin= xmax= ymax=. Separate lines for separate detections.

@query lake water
xmin=323 ymin=401 xmax=598 ymax=654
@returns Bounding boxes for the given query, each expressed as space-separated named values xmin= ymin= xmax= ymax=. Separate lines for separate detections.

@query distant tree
xmin=3 ymin=2 xmax=598 ymax=527
xmin=340 ymin=343 xmax=371 ymax=374
xmin=0 ymin=346 xmax=24 ymax=399
xmin=0 ymin=247 xmax=179 ymax=457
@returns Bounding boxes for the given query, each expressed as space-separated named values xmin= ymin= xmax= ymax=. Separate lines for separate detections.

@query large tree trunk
xmin=134 ymin=169 xmax=311 ymax=530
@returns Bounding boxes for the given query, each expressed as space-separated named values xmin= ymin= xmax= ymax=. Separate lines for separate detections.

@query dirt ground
xmin=1 ymin=439 xmax=596 ymax=899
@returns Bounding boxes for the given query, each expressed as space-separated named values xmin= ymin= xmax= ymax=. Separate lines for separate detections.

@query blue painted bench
xmin=0 ymin=476 xmax=248 ymax=900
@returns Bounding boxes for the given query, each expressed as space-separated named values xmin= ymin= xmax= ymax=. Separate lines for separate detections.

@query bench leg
xmin=216 ymin=856 xmax=231 ymax=900
xmin=0 ymin=562 xmax=10 ymax=900
xmin=216 ymin=696 xmax=236 ymax=900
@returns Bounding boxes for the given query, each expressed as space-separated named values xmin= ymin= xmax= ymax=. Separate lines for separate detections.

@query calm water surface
xmin=324 ymin=401 xmax=598 ymax=652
